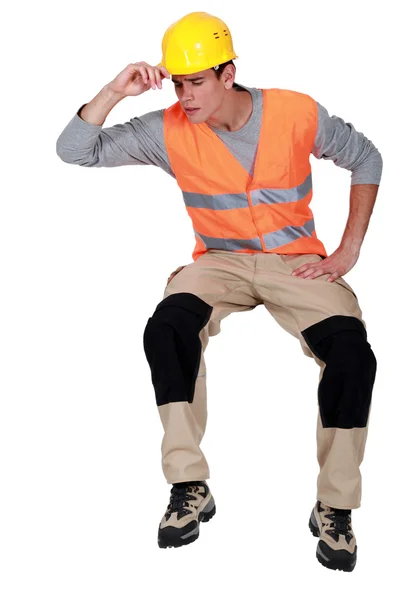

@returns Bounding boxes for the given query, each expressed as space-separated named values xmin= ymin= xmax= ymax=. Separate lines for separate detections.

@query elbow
xmin=55 ymin=137 xmax=77 ymax=164
xmin=377 ymin=150 xmax=383 ymax=171
xmin=55 ymin=140 xmax=100 ymax=167
xmin=55 ymin=137 xmax=67 ymax=162
xmin=368 ymin=147 xmax=383 ymax=182
xmin=347 ymin=141 xmax=383 ymax=186
xmin=56 ymin=141 xmax=72 ymax=164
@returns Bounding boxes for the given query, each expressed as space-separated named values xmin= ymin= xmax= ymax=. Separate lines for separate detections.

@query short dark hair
xmin=212 ymin=60 xmax=240 ymax=88
xmin=212 ymin=60 xmax=235 ymax=79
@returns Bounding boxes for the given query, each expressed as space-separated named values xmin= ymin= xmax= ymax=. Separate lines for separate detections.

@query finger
xmin=138 ymin=66 xmax=150 ymax=87
xmin=159 ymin=66 xmax=170 ymax=79
xmin=140 ymin=63 xmax=154 ymax=88
xmin=305 ymin=268 xmax=326 ymax=279
xmin=300 ymin=268 xmax=318 ymax=278
xmin=154 ymin=68 xmax=162 ymax=89
xmin=137 ymin=65 xmax=145 ymax=81
xmin=327 ymin=271 xmax=340 ymax=282
xmin=296 ymin=267 xmax=318 ymax=278
xmin=168 ymin=268 xmax=180 ymax=281
xmin=146 ymin=67 xmax=157 ymax=90
xmin=291 ymin=264 xmax=312 ymax=276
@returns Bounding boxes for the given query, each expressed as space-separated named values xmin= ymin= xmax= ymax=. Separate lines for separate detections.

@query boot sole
xmin=308 ymin=510 xmax=357 ymax=572
xmin=158 ymin=497 xmax=216 ymax=549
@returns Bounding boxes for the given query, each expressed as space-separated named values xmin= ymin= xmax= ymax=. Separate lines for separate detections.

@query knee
xmin=143 ymin=292 xmax=213 ymax=349
xmin=301 ymin=315 xmax=376 ymax=368
xmin=302 ymin=316 xmax=377 ymax=428
xmin=143 ymin=293 xmax=213 ymax=406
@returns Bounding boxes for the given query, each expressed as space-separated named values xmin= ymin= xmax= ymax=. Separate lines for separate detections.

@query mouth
xmin=184 ymin=107 xmax=200 ymax=115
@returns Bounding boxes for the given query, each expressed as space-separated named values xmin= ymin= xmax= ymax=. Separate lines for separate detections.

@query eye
xmin=193 ymin=82 xmax=203 ymax=86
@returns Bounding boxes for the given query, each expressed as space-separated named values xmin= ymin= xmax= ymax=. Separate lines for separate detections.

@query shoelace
xmin=166 ymin=484 xmax=199 ymax=517
xmin=326 ymin=510 xmax=351 ymax=535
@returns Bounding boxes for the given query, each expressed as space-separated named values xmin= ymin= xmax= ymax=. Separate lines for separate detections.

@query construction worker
xmin=56 ymin=12 xmax=382 ymax=571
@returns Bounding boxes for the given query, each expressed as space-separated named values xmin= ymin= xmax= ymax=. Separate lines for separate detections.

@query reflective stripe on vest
xmin=183 ymin=173 xmax=312 ymax=211
xmin=251 ymin=173 xmax=312 ymax=206
xmin=263 ymin=218 xmax=314 ymax=249
xmin=183 ymin=191 xmax=248 ymax=210
xmin=195 ymin=218 xmax=315 ymax=252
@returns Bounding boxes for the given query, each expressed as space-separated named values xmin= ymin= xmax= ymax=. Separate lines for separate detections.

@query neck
xmin=205 ymin=87 xmax=253 ymax=132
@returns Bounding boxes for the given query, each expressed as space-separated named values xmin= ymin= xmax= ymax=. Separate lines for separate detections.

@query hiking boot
xmin=309 ymin=500 xmax=357 ymax=571
xmin=158 ymin=480 xmax=216 ymax=548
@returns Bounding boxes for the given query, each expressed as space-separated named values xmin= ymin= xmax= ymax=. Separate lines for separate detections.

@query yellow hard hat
xmin=159 ymin=12 xmax=238 ymax=75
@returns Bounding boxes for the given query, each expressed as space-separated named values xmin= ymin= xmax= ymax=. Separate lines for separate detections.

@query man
xmin=56 ymin=11 xmax=382 ymax=571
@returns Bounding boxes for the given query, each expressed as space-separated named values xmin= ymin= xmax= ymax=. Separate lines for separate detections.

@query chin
xmin=187 ymin=112 xmax=206 ymax=124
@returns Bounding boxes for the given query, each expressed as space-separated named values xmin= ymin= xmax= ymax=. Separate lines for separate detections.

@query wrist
xmin=338 ymin=239 xmax=362 ymax=255
xmin=79 ymin=85 xmax=125 ymax=126
xmin=103 ymin=83 xmax=126 ymax=103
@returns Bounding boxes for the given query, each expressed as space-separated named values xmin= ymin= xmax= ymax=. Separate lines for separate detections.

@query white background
xmin=0 ymin=0 xmax=397 ymax=597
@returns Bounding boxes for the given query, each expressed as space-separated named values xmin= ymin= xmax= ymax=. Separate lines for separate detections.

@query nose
xmin=181 ymin=86 xmax=194 ymax=103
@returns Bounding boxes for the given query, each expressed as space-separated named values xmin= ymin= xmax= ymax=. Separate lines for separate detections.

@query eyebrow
xmin=171 ymin=77 xmax=205 ymax=83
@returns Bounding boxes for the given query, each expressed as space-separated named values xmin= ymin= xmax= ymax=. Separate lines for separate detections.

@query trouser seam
xmin=199 ymin=282 xmax=257 ymax=331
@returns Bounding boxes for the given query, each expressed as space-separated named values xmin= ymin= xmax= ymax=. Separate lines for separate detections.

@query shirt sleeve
xmin=312 ymin=102 xmax=382 ymax=186
xmin=56 ymin=104 xmax=175 ymax=177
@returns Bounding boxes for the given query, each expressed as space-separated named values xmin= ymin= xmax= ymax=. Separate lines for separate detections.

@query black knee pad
xmin=143 ymin=293 xmax=213 ymax=407
xmin=302 ymin=316 xmax=377 ymax=428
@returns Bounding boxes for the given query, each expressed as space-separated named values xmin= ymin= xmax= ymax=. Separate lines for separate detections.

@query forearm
xmin=79 ymin=84 xmax=125 ymax=126
xmin=339 ymin=184 xmax=379 ymax=254
xmin=56 ymin=84 xmax=135 ymax=167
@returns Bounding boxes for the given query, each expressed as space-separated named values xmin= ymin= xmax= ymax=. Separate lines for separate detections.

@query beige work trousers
xmin=155 ymin=250 xmax=373 ymax=509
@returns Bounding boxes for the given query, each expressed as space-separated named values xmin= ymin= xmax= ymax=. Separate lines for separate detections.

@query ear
xmin=223 ymin=65 xmax=236 ymax=90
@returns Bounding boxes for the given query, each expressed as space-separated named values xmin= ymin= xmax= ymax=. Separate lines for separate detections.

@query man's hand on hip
xmin=291 ymin=247 xmax=360 ymax=282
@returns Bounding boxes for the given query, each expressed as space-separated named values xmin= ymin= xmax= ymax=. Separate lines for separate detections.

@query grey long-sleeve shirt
xmin=56 ymin=83 xmax=383 ymax=186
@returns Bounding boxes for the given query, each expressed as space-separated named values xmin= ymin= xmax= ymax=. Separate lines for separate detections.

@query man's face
xmin=171 ymin=68 xmax=227 ymax=124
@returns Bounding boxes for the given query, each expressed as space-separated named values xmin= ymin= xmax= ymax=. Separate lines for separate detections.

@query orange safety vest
xmin=163 ymin=88 xmax=327 ymax=262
